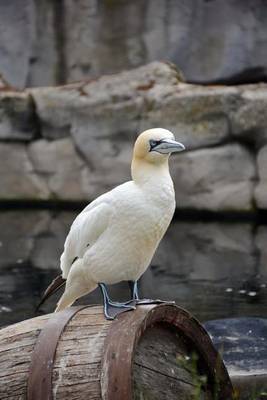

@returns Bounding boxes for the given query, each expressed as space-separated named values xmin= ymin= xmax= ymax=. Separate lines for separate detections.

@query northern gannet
xmin=38 ymin=128 xmax=185 ymax=319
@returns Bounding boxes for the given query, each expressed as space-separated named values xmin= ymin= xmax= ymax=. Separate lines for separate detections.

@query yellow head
xmin=133 ymin=128 xmax=185 ymax=163
xmin=131 ymin=128 xmax=185 ymax=182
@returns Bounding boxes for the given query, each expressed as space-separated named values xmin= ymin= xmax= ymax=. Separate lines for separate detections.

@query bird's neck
xmin=131 ymin=157 xmax=172 ymax=187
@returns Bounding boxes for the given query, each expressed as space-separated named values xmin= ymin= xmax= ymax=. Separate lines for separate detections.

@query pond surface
xmin=1 ymin=209 xmax=267 ymax=328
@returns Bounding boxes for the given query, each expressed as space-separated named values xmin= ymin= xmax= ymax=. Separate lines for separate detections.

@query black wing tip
xmin=35 ymin=275 xmax=66 ymax=313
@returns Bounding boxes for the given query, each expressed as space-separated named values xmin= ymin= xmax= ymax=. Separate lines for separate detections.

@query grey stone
xmin=0 ymin=211 xmax=265 ymax=325
xmin=0 ymin=1 xmax=35 ymax=88
xmin=0 ymin=91 xmax=37 ymax=141
xmin=0 ymin=210 xmax=76 ymax=271
xmin=255 ymin=145 xmax=267 ymax=209
xmin=29 ymin=62 xmax=181 ymax=196
xmin=0 ymin=74 xmax=10 ymax=90
xmin=231 ymin=85 xmax=267 ymax=146
xmin=28 ymin=84 xmax=80 ymax=139
xmin=140 ymin=84 xmax=238 ymax=150
xmin=26 ymin=0 xmax=58 ymax=87
xmin=30 ymin=211 xmax=76 ymax=270
xmin=1 ymin=1 xmax=267 ymax=87
xmin=175 ymin=0 xmax=267 ymax=84
xmin=141 ymin=220 xmax=258 ymax=320
xmin=171 ymin=144 xmax=256 ymax=211
xmin=0 ymin=211 xmax=48 ymax=267
xmin=255 ymin=226 xmax=267 ymax=279
xmin=63 ymin=0 xmax=267 ymax=85
xmin=152 ymin=221 xmax=254 ymax=281
xmin=204 ymin=317 xmax=267 ymax=383
xmin=28 ymin=138 xmax=88 ymax=200
xmin=2 ymin=62 xmax=267 ymax=211
xmin=0 ymin=143 xmax=49 ymax=200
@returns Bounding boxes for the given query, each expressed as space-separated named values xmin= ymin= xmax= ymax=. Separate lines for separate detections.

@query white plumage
xmin=55 ymin=128 xmax=185 ymax=313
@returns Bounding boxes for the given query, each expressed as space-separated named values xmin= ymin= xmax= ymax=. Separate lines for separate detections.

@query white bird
xmin=37 ymin=128 xmax=185 ymax=319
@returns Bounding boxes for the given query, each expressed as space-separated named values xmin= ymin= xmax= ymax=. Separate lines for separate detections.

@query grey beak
xmin=154 ymin=139 xmax=185 ymax=154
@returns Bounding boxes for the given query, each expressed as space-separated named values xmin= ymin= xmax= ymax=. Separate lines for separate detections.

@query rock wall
xmin=1 ymin=210 xmax=266 ymax=326
xmin=1 ymin=0 xmax=267 ymax=88
xmin=1 ymin=61 xmax=267 ymax=212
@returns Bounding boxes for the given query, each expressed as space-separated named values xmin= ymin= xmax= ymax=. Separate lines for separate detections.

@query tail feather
xmin=36 ymin=275 xmax=66 ymax=312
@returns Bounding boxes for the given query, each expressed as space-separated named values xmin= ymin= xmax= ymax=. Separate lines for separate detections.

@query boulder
xmin=231 ymin=85 xmax=267 ymax=147
xmin=0 ymin=91 xmax=37 ymax=141
xmin=0 ymin=211 xmax=38 ymax=267
xmin=255 ymin=145 xmax=267 ymax=209
xmin=28 ymin=138 xmax=88 ymax=200
xmin=171 ymin=144 xmax=256 ymax=211
xmin=29 ymin=61 xmax=180 ymax=136
xmin=30 ymin=211 xmax=76 ymax=270
xmin=0 ymin=143 xmax=48 ymax=200
xmin=255 ymin=226 xmax=267 ymax=279
xmin=205 ymin=317 xmax=267 ymax=399
xmin=26 ymin=0 xmax=58 ymax=87
xmin=63 ymin=0 xmax=267 ymax=85
xmin=0 ymin=74 xmax=10 ymax=90
xmin=0 ymin=0 xmax=35 ymax=88
xmin=153 ymin=221 xmax=254 ymax=281
xmin=1 ymin=1 xmax=267 ymax=87
xmin=0 ymin=62 xmax=266 ymax=210
xmin=140 ymin=84 xmax=238 ymax=150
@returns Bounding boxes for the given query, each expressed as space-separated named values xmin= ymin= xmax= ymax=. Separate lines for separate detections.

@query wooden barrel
xmin=0 ymin=304 xmax=233 ymax=399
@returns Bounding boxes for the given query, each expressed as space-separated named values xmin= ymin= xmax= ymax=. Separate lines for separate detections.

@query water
xmin=0 ymin=209 xmax=267 ymax=328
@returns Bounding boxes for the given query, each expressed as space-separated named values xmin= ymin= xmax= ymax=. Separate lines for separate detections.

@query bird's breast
xmin=83 ymin=181 xmax=175 ymax=283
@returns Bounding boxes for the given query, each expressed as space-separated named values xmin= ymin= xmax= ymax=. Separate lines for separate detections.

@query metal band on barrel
xmin=27 ymin=305 xmax=90 ymax=400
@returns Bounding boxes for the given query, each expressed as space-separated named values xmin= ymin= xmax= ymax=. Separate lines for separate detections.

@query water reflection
xmin=0 ymin=210 xmax=267 ymax=328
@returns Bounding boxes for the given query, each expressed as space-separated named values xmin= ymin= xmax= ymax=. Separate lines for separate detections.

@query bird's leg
xmin=98 ymin=283 xmax=136 ymax=320
xmin=129 ymin=280 xmax=175 ymax=305
xmin=128 ymin=280 xmax=140 ymax=300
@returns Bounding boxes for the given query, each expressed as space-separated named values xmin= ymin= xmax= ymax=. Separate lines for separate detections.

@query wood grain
xmin=0 ymin=304 xmax=232 ymax=400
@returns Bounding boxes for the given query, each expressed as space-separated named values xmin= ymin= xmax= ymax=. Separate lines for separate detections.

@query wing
xmin=60 ymin=202 xmax=112 ymax=278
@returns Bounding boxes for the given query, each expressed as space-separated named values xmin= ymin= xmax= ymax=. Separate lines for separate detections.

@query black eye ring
xmin=149 ymin=139 xmax=160 ymax=151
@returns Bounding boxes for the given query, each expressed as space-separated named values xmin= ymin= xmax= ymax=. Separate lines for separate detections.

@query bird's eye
xmin=149 ymin=139 xmax=160 ymax=151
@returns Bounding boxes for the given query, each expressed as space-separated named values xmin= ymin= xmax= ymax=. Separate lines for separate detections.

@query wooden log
xmin=0 ymin=304 xmax=233 ymax=399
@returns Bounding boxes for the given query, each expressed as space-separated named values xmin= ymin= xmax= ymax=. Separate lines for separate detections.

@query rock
xmin=140 ymin=84 xmax=238 ymax=150
xmin=255 ymin=145 xmax=267 ymax=209
xmin=255 ymin=226 xmax=267 ymax=279
xmin=0 ymin=209 xmax=75 ymax=271
xmin=171 ymin=144 xmax=256 ymax=211
xmin=30 ymin=211 xmax=76 ymax=270
xmin=26 ymin=0 xmax=58 ymax=87
xmin=0 ymin=143 xmax=49 ymax=200
xmin=0 ymin=211 xmax=265 ymax=325
xmin=63 ymin=0 xmax=267 ymax=85
xmin=29 ymin=62 xmax=182 ymax=196
xmin=1 ymin=1 xmax=267 ymax=87
xmin=1 ymin=62 xmax=267 ymax=210
xmin=28 ymin=138 xmax=88 ymax=200
xmin=0 ymin=91 xmax=37 ymax=141
xmin=63 ymin=0 xmax=187 ymax=83
xmin=204 ymin=317 xmax=267 ymax=399
xmin=0 ymin=74 xmax=11 ymax=90
xmin=0 ymin=1 xmax=35 ymax=88
xmin=153 ymin=221 xmax=254 ymax=281
xmin=29 ymin=61 xmax=180 ymax=126
xmin=0 ymin=212 xmax=35 ymax=267
xmin=231 ymin=85 xmax=267 ymax=147
xmin=140 ymin=220 xmax=261 ymax=321
xmin=0 ymin=210 xmax=54 ymax=268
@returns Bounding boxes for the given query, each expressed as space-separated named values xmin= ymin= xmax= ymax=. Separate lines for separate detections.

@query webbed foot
xmin=103 ymin=301 xmax=136 ymax=320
